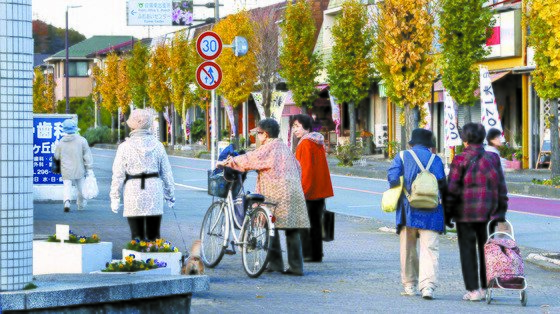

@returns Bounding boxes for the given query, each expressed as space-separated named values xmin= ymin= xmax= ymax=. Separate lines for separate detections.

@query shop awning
xmin=433 ymin=70 xmax=510 ymax=102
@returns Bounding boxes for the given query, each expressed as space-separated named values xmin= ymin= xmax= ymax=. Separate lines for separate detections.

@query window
xmin=68 ymin=61 xmax=89 ymax=77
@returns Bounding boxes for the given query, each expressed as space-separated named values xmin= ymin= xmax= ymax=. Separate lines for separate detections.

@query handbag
xmin=82 ymin=171 xmax=99 ymax=200
xmin=381 ymin=176 xmax=403 ymax=213
xmin=322 ymin=210 xmax=335 ymax=242
xmin=51 ymin=158 xmax=61 ymax=174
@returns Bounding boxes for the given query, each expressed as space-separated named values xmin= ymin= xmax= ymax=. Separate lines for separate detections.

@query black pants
xmin=301 ymin=199 xmax=325 ymax=262
xmin=127 ymin=215 xmax=162 ymax=241
xmin=268 ymin=229 xmax=304 ymax=274
xmin=456 ymin=221 xmax=496 ymax=291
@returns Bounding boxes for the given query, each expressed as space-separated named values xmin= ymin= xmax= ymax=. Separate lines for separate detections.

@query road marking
xmin=508 ymin=210 xmax=560 ymax=219
xmin=173 ymin=164 xmax=207 ymax=171
xmin=333 ymin=186 xmax=382 ymax=195
xmin=347 ymin=205 xmax=375 ymax=208
xmin=331 ymin=174 xmax=386 ymax=182
xmin=175 ymin=183 xmax=206 ymax=191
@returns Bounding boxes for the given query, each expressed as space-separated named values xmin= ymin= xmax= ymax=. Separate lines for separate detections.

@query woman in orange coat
xmin=292 ymin=114 xmax=334 ymax=262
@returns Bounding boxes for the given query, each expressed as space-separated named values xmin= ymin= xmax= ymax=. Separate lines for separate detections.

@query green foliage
xmin=387 ymin=140 xmax=401 ymax=159
xmin=47 ymin=232 xmax=100 ymax=244
xmin=33 ymin=19 xmax=86 ymax=54
xmin=190 ymin=118 xmax=206 ymax=143
xmin=327 ymin=0 xmax=374 ymax=106
xmin=170 ymin=32 xmax=200 ymax=119
xmin=455 ymin=144 xmax=464 ymax=155
xmin=56 ymin=96 xmax=111 ymax=130
xmin=128 ymin=41 xmax=150 ymax=108
xmin=147 ymin=44 xmax=171 ymax=112
xmin=23 ymin=283 xmax=38 ymax=290
xmin=497 ymin=144 xmax=519 ymax=161
xmin=532 ymin=176 xmax=560 ymax=187
xmin=439 ymin=0 xmax=494 ymax=106
xmin=279 ymin=0 xmax=321 ymax=108
xmin=33 ymin=68 xmax=48 ymax=113
xmin=334 ymin=142 xmax=362 ymax=167
xmin=83 ymin=126 xmax=112 ymax=146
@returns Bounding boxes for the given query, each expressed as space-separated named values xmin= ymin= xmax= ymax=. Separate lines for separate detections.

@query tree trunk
xmin=232 ymin=108 xmax=240 ymax=150
xmin=551 ymin=98 xmax=560 ymax=177
xmin=111 ymin=114 xmax=115 ymax=143
xmin=349 ymin=101 xmax=356 ymax=145
xmin=170 ymin=104 xmax=176 ymax=147
xmin=403 ymin=105 xmax=419 ymax=144
xmin=463 ymin=104 xmax=472 ymax=124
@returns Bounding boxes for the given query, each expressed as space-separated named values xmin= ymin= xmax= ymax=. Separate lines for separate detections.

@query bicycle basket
xmin=207 ymin=170 xmax=244 ymax=198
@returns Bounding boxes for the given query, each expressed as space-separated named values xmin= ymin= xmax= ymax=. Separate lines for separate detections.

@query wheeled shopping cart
xmin=484 ymin=219 xmax=528 ymax=306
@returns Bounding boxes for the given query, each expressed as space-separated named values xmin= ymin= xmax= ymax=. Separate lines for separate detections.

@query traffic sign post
xmin=196 ymin=31 xmax=223 ymax=60
xmin=196 ymin=61 xmax=222 ymax=90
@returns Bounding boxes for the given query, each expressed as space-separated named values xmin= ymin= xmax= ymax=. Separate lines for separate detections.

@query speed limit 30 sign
xmin=196 ymin=31 xmax=223 ymax=60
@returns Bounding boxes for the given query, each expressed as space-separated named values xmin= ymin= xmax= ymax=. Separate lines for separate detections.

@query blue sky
xmin=31 ymin=0 xmax=283 ymax=39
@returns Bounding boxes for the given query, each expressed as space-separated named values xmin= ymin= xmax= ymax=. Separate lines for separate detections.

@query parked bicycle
xmin=200 ymin=167 xmax=276 ymax=278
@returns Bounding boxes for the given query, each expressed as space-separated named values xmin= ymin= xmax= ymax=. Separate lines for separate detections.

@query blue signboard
xmin=33 ymin=114 xmax=76 ymax=185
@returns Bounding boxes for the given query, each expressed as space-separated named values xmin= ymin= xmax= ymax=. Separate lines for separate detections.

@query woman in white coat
xmin=110 ymin=109 xmax=175 ymax=240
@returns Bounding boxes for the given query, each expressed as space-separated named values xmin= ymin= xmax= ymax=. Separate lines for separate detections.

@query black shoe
xmin=64 ymin=207 xmax=70 ymax=213
xmin=63 ymin=200 xmax=70 ymax=212
xmin=282 ymin=268 xmax=303 ymax=276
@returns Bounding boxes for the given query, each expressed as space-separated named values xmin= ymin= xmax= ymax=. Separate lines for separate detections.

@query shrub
xmin=387 ymin=141 xmax=401 ymax=159
xmin=190 ymin=118 xmax=206 ymax=143
xmin=83 ymin=126 xmax=112 ymax=146
xmin=334 ymin=142 xmax=361 ymax=167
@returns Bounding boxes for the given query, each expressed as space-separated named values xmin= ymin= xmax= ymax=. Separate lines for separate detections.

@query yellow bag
xmin=381 ymin=177 xmax=403 ymax=213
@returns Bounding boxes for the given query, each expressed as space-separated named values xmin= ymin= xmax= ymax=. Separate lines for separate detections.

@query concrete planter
xmin=90 ymin=267 xmax=172 ymax=275
xmin=33 ymin=241 xmax=112 ymax=275
xmin=122 ymin=249 xmax=182 ymax=275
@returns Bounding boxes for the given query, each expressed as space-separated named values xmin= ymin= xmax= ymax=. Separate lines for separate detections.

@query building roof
xmin=86 ymin=38 xmax=152 ymax=58
xmin=45 ymin=36 xmax=135 ymax=61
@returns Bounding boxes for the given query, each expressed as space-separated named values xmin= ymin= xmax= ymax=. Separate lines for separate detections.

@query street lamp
xmin=65 ymin=5 xmax=82 ymax=114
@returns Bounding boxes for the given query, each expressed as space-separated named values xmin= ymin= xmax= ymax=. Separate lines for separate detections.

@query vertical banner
xmin=422 ymin=102 xmax=432 ymax=130
xmin=329 ymin=93 xmax=341 ymax=136
xmin=251 ymin=92 xmax=267 ymax=120
xmin=443 ymin=90 xmax=462 ymax=148
xmin=33 ymin=115 xmax=75 ymax=185
xmin=163 ymin=106 xmax=172 ymax=135
xmin=223 ymin=98 xmax=237 ymax=135
xmin=480 ymin=66 xmax=504 ymax=137
xmin=184 ymin=108 xmax=191 ymax=138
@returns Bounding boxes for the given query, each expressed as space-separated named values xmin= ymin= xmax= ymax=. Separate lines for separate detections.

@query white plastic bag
xmin=82 ymin=172 xmax=99 ymax=200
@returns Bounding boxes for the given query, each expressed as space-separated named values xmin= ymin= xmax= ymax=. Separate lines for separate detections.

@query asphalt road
xmin=32 ymin=148 xmax=560 ymax=313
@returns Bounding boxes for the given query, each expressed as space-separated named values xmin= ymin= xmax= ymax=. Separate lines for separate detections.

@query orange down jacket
xmin=295 ymin=133 xmax=334 ymax=200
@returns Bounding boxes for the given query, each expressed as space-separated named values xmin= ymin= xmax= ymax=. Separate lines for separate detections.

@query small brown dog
xmin=181 ymin=239 xmax=204 ymax=275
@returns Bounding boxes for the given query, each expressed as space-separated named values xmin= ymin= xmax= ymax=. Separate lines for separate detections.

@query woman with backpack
xmin=445 ymin=123 xmax=508 ymax=301
xmin=387 ymin=128 xmax=447 ymax=300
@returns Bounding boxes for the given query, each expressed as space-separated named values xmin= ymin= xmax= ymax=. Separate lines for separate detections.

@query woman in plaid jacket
xmin=446 ymin=123 xmax=508 ymax=301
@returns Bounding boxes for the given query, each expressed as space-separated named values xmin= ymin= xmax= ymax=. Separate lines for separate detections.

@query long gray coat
xmin=110 ymin=130 xmax=175 ymax=218
xmin=54 ymin=134 xmax=92 ymax=180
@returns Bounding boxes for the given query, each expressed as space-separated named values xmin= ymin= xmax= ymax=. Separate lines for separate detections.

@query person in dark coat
xmin=387 ymin=129 xmax=447 ymax=300
xmin=446 ymin=123 xmax=508 ymax=301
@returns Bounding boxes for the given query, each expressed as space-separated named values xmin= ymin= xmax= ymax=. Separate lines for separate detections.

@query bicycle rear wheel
xmin=241 ymin=207 xmax=272 ymax=278
xmin=200 ymin=201 xmax=227 ymax=268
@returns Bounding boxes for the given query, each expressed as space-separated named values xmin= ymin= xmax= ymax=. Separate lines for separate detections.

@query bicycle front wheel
xmin=200 ymin=201 xmax=227 ymax=268
xmin=241 ymin=207 xmax=272 ymax=278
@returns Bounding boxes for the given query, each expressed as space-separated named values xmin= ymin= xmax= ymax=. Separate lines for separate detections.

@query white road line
xmin=175 ymin=183 xmax=206 ymax=191
xmin=347 ymin=205 xmax=375 ymax=208
xmin=331 ymin=174 xmax=386 ymax=182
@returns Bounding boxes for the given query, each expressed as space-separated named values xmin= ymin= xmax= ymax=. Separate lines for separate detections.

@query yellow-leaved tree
xmin=169 ymin=30 xmax=202 ymax=144
xmin=373 ymin=0 xmax=436 ymax=141
xmin=33 ymin=68 xmax=48 ymax=113
xmin=116 ymin=56 xmax=131 ymax=138
xmin=525 ymin=0 xmax=560 ymax=176
xmin=147 ymin=43 xmax=171 ymax=113
xmin=45 ymin=72 xmax=56 ymax=113
xmin=99 ymin=52 xmax=120 ymax=138
xmin=91 ymin=63 xmax=103 ymax=127
xmin=214 ymin=10 xmax=258 ymax=144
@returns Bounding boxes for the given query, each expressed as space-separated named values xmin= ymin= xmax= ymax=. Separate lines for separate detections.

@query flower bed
xmin=122 ymin=239 xmax=182 ymax=274
xmin=33 ymin=241 xmax=112 ymax=275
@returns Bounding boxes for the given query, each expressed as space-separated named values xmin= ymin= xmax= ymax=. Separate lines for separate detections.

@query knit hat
xmin=408 ymin=128 xmax=435 ymax=148
xmin=62 ymin=119 xmax=78 ymax=134
xmin=126 ymin=109 xmax=153 ymax=130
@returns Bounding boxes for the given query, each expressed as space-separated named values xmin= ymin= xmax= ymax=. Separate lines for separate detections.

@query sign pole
xmin=211 ymin=0 xmax=219 ymax=170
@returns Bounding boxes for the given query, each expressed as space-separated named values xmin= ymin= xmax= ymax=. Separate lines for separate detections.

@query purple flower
xmin=172 ymin=8 xmax=182 ymax=24
xmin=182 ymin=11 xmax=193 ymax=24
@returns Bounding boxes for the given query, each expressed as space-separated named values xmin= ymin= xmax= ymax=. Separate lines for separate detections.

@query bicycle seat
xmin=245 ymin=193 xmax=265 ymax=203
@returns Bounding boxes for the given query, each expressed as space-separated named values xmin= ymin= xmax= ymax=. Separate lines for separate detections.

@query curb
xmin=526 ymin=253 xmax=560 ymax=272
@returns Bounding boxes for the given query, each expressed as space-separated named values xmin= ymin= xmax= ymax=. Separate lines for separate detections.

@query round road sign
xmin=196 ymin=61 xmax=222 ymax=90
xmin=196 ymin=31 xmax=223 ymax=60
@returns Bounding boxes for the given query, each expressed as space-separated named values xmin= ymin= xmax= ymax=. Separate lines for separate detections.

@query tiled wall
xmin=0 ymin=0 xmax=34 ymax=291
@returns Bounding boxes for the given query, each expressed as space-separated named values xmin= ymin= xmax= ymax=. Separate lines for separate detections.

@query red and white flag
xmin=479 ymin=66 xmax=504 ymax=140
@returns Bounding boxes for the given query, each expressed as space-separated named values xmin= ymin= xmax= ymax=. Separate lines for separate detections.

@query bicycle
xmin=200 ymin=168 xmax=276 ymax=278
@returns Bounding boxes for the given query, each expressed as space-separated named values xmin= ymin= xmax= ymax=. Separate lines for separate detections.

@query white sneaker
xmin=463 ymin=290 xmax=482 ymax=301
xmin=422 ymin=287 xmax=434 ymax=300
xmin=401 ymin=286 xmax=417 ymax=296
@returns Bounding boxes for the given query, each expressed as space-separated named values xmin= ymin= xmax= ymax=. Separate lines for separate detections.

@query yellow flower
xmin=140 ymin=241 xmax=147 ymax=247
xmin=92 ymin=234 xmax=98 ymax=240
xmin=174 ymin=247 xmax=179 ymax=252
xmin=79 ymin=238 xmax=86 ymax=243
xmin=163 ymin=243 xmax=170 ymax=249
xmin=140 ymin=264 xmax=145 ymax=269
xmin=125 ymin=256 xmax=134 ymax=264
xmin=119 ymin=264 xmax=124 ymax=269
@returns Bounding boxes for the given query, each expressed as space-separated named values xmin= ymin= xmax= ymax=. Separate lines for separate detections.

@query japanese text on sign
xmin=443 ymin=90 xmax=462 ymax=148
xmin=33 ymin=116 xmax=71 ymax=185
xmin=479 ymin=66 xmax=504 ymax=138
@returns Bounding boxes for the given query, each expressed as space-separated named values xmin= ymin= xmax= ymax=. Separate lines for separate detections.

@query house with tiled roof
xmin=44 ymin=35 xmax=134 ymax=103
